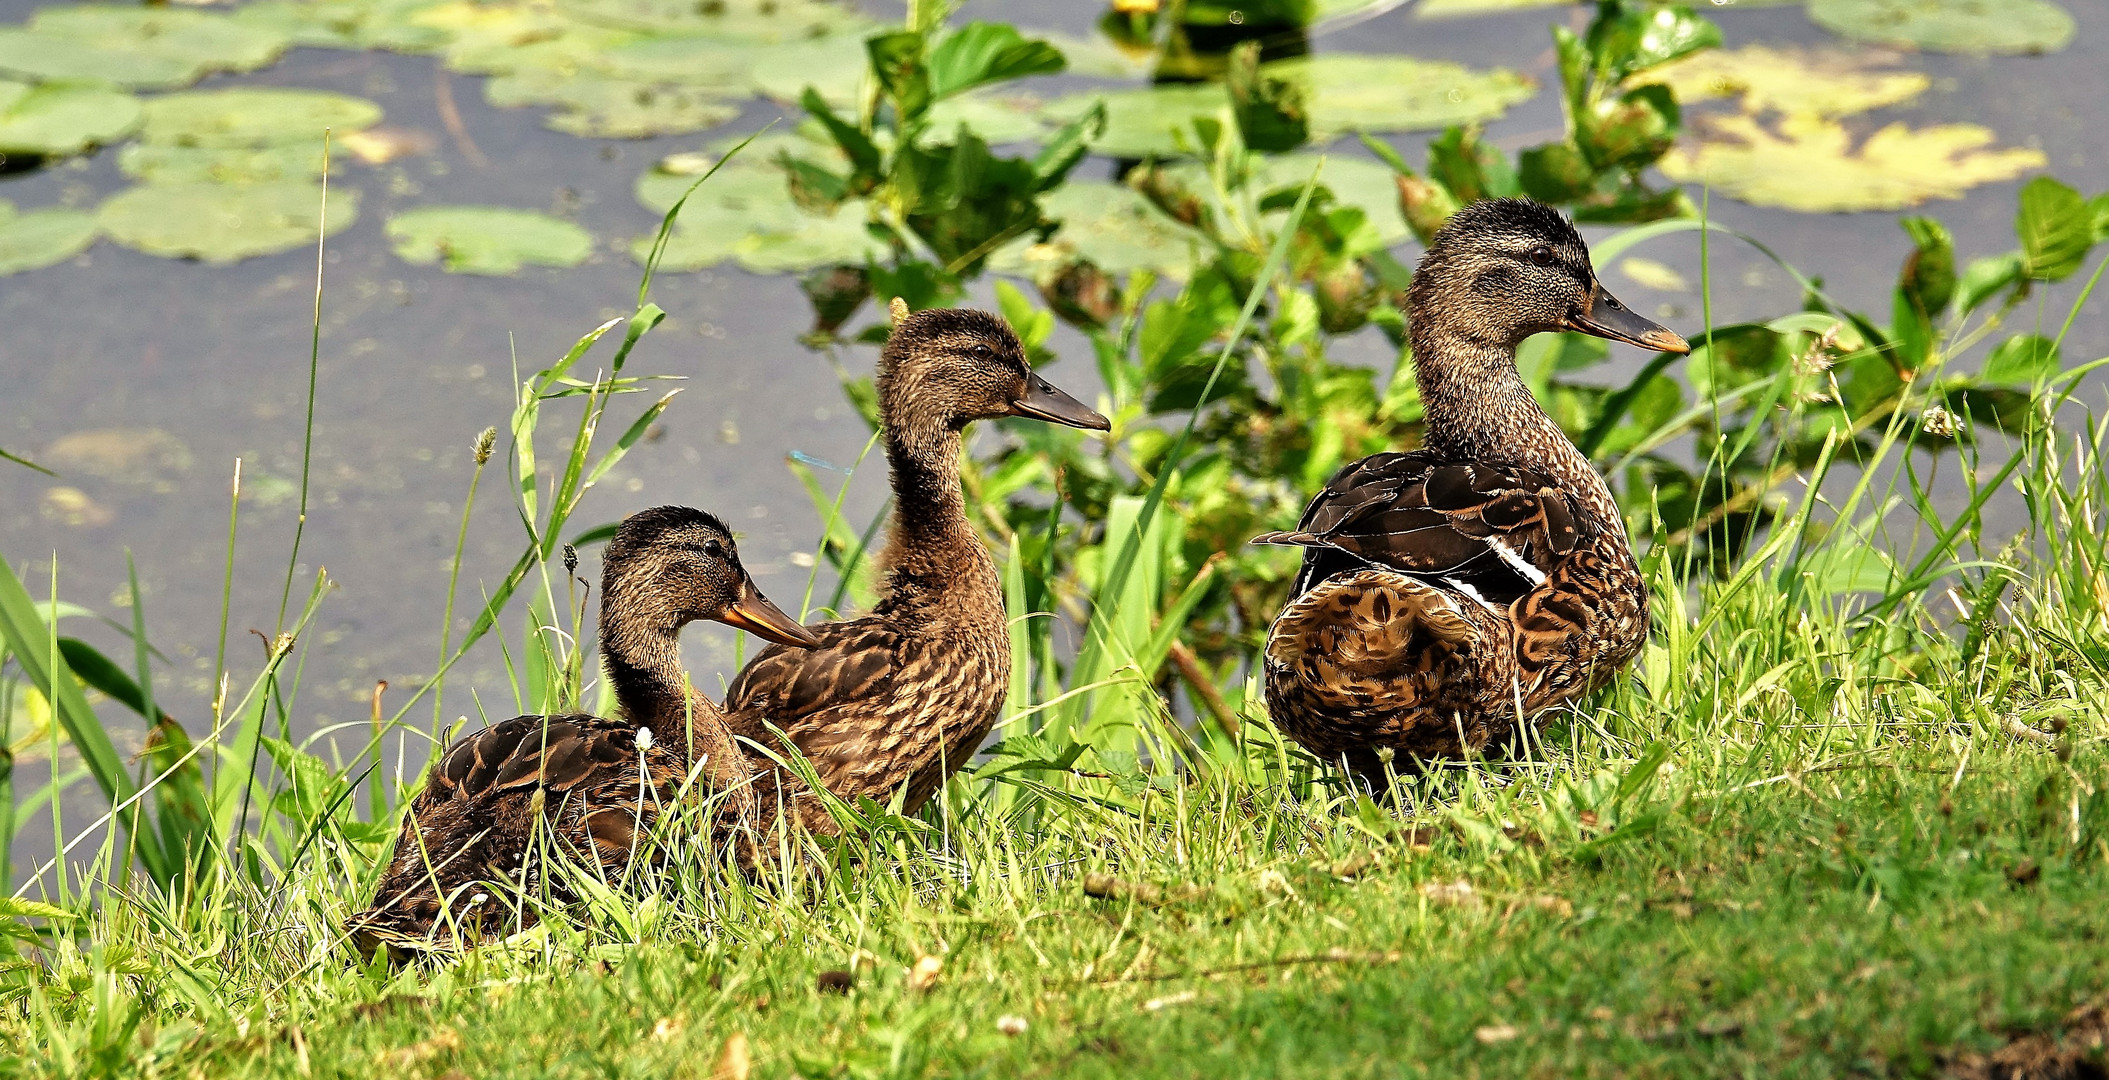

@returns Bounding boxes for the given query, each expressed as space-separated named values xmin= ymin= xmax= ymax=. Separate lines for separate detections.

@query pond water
xmin=2 ymin=0 xmax=2102 ymax=884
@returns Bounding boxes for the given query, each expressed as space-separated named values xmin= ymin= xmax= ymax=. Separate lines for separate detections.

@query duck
xmin=722 ymin=300 xmax=1109 ymax=839
xmin=347 ymin=505 xmax=820 ymax=960
xmin=1254 ymin=198 xmax=1689 ymax=783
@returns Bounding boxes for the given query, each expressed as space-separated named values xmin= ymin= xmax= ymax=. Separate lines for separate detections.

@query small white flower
xmin=470 ymin=892 xmax=488 ymax=905
xmin=1921 ymin=405 xmax=1960 ymax=438
xmin=996 ymin=1015 xmax=1028 ymax=1036
xmin=635 ymin=727 xmax=654 ymax=751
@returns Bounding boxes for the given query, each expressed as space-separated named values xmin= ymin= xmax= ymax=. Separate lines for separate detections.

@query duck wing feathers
xmin=723 ymin=619 xmax=901 ymax=757
xmin=1255 ymin=451 xmax=1585 ymax=604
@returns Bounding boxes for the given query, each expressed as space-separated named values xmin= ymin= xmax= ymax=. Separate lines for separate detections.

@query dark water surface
xmin=3 ymin=0 xmax=2103 ymax=883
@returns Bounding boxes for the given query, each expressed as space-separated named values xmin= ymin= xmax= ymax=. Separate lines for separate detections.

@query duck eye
xmin=1528 ymin=246 xmax=1557 ymax=268
xmin=971 ymin=343 xmax=995 ymax=360
xmin=702 ymin=538 xmax=724 ymax=558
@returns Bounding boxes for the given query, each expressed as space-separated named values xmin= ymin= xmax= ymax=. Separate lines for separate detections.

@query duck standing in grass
xmin=347 ymin=506 xmax=819 ymax=959
xmin=1255 ymin=198 xmax=1690 ymax=782
xmin=723 ymin=300 xmax=1109 ymax=837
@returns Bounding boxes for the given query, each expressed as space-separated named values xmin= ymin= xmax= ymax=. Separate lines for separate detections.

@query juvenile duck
xmin=723 ymin=301 xmax=1108 ymax=836
xmin=1255 ymin=198 xmax=1689 ymax=782
xmin=347 ymin=506 xmax=818 ymax=959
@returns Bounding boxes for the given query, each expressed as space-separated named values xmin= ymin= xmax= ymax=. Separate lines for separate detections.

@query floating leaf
xmin=1658 ymin=114 xmax=2045 ymax=213
xmin=631 ymin=149 xmax=883 ymax=272
xmin=118 ymin=142 xmax=331 ymax=184
xmin=0 ymin=5 xmax=289 ymax=89
xmin=141 ymin=88 xmax=383 ymax=148
xmin=741 ymin=34 xmax=871 ymax=105
xmin=991 ymin=181 xmax=1197 ymax=281
xmin=1634 ymin=45 xmax=1928 ymax=118
xmin=387 ymin=206 xmax=594 ymax=275
xmin=1054 ymin=83 xmax=1228 ymax=159
xmin=1620 ymin=257 xmax=1689 ymax=292
xmin=924 ymin=92 xmax=1052 ymax=145
xmin=1263 ymin=54 xmax=1534 ymax=139
xmin=488 ymin=71 xmax=740 ymax=138
xmin=0 ymin=204 xmax=97 ymax=275
xmin=1808 ymin=0 xmax=2074 ymax=55
xmin=1416 ymin=0 xmax=1574 ymax=15
xmin=233 ymin=0 xmax=454 ymax=52
xmin=1167 ymin=153 xmax=1414 ymax=248
xmin=559 ymin=0 xmax=873 ymax=40
xmin=99 ymin=181 xmax=357 ymax=263
xmin=0 ymin=81 xmax=140 ymax=156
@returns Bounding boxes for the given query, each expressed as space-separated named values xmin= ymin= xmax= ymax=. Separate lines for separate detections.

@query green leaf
xmin=1981 ymin=333 xmax=2061 ymax=387
xmin=927 ymin=22 xmax=1065 ymax=101
xmin=1954 ymin=251 xmax=2024 ymax=314
xmin=387 ymin=206 xmax=595 ymax=276
xmin=1586 ymin=2 xmax=1720 ymax=84
xmin=99 ymin=181 xmax=358 ymax=264
xmin=0 ymin=206 xmax=96 ymax=275
xmin=1226 ymin=40 xmax=1307 ymax=153
xmin=1897 ymin=216 xmax=1956 ymax=315
xmin=1427 ymin=125 xmax=1517 ymax=203
xmin=555 ymin=0 xmax=871 ymax=40
xmin=1578 ymin=83 xmax=1678 ymax=170
xmin=484 ymin=69 xmax=740 ymax=138
xmin=0 ymin=81 xmax=140 ymax=156
xmin=867 ymin=30 xmax=931 ymax=123
xmin=140 ymin=87 xmax=382 ymax=148
xmin=2016 ymin=176 xmax=2093 ymax=282
xmin=1519 ymin=141 xmax=1594 ymax=203
xmin=0 ymin=5 xmax=289 ymax=89
xmin=1259 ymin=53 xmax=1534 ymax=140
xmin=1809 ymin=0 xmax=2074 ymax=55
xmin=118 ymin=142 xmax=330 ymax=184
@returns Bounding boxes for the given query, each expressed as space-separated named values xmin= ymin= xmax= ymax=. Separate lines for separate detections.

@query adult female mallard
xmin=1255 ymin=198 xmax=1689 ymax=782
xmin=347 ymin=506 xmax=818 ymax=959
xmin=723 ymin=300 xmax=1109 ymax=836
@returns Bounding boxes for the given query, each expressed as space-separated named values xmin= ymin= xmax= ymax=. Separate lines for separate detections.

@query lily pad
xmin=1658 ymin=113 xmax=2046 ymax=213
xmin=1164 ymin=153 xmax=1414 ymax=248
xmin=0 ymin=6 xmax=289 ymax=89
xmin=118 ymin=142 xmax=332 ymax=184
xmin=1055 ymin=83 xmax=1230 ymax=159
xmin=1633 ymin=45 xmax=1928 ymax=119
xmin=596 ymin=33 xmax=779 ymax=88
xmin=99 ymin=181 xmax=359 ymax=263
xmin=0 ymin=81 xmax=141 ymax=156
xmin=484 ymin=70 xmax=740 ymax=138
xmin=233 ymin=0 xmax=454 ymax=52
xmin=924 ymin=92 xmax=1052 ymax=145
xmin=141 ymin=89 xmax=384 ymax=148
xmin=1808 ymin=0 xmax=2074 ymax=55
xmin=1416 ymin=0 xmax=1573 ymax=15
xmin=445 ymin=20 xmax=642 ymax=76
xmin=0 ymin=202 xmax=98 ymax=275
xmin=992 ymin=181 xmax=1198 ymax=281
xmin=1264 ymin=54 xmax=1535 ymax=139
xmin=387 ymin=206 xmax=594 ymax=274
xmin=557 ymin=0 xmax=873 ymax=41
xmin=631 ymin=148 xmax=884 ymax=273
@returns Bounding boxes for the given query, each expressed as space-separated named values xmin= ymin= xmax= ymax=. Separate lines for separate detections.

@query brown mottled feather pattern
xmin=1260 ymin=199 xmax=1661 ymax=782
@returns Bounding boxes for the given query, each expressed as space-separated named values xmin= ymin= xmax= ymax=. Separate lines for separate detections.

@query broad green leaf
xmin=991 ymin=181 xmax=1197 ymax=281
xmin=1260 ymin=54 xmax=1533 ymax=139
xmin=595 ymin=33 xmax=785 ymax=88
xmin=1954 ymin=251 xmax=2023 ymax=314
xmin=1632 ymin=44 xmax=1928 ymax=119
xmin=2016 ymin=176 xmax=2092 ymax=282
xmin=0 ymin=5 xmax=288 ymax=89
xmin=234 ymin=0 xmax=455 ymax=52
xmin=1053 ymin=83 xmax=1224 ymax=159
xmin=99 ymin=181 xmax=358 ymax=263
xmin=630 ymin=151 xmax=884 ymax=274
xmin=118 ymin=142 xmax=331 ymax=184
xmin=0 ymin=896 xmax=75 ymax=920
xmin=0 ymin=81 xmax=140 ymax=156
xmin=1809 ymin=0 xmax=2074 ymax=55
xmin=0 ymin=207 xmax=97 ymax=275
xmin=388 ymin=206 xmax=594 ymax=275
xmin=558 ymin=0 xmax=872 ymax=40
xmin=485 ymin=70 xmax=740 ymax=138
xmin=925 ymin=92 xmax=1053 ymax=146
xmin=1981 ymin=334 xmax=2061 ymax=386
xmin=1586 ymin=2 xmax=1719 ymax=83
xmin=141 ymin=88 xmax=382 ymax=148
xmin=1897 ymin=216 xmax=1956 ymax=315
xmin=928 ymin=22 xmax=1065 ymax=100
xmin=1658 ymin=114 xmax=2044 ymax=212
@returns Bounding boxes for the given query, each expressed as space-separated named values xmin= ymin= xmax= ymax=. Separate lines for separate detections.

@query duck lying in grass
xmin=346 ymin=506 xmax=818 ymax=961
xmin=723 ymin=300 xmax=1110 ymax=838
xmin=1256 ymin=198 xmax=1690 ymax=783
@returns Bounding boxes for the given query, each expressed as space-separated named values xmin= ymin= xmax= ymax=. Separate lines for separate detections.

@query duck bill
xmin=1011 ymin=371 xmax=1111 ymax=430
xmin=720 ymin=585 xmax=822 ymax=648
xmin=1566 ymin=282 xmax=1691 ymax=354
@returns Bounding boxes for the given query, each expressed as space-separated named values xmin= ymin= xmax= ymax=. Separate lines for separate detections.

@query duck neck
xmin=598 ymin=602 xmax=727 ymax=762
xmin=876 ymin=409 xmax=998 ymax=622
xmin=1409 ymin=315 xmax=1616 ymax=519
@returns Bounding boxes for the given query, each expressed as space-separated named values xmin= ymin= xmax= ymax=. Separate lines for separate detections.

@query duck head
xmin=601 ymin=506 xmax=820 ymax=648
xmin=1410 ymin=198 xmax=1690 ymax=355
xmin=877 ymin=302 xmax=1111 ymax=436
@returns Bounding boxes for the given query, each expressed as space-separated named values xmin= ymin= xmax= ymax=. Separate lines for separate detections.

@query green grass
xmin=5 ymin=137 xmax=2109 ymax=1080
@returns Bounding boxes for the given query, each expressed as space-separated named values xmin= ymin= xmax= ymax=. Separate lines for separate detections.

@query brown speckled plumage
xmin=345 ymin=507 xmax=817 ymax=960
xmin=1257 ymin=199 xmax=1687 ymax=782
xmin=724 ymin=304 xmax=1108 ymax=835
